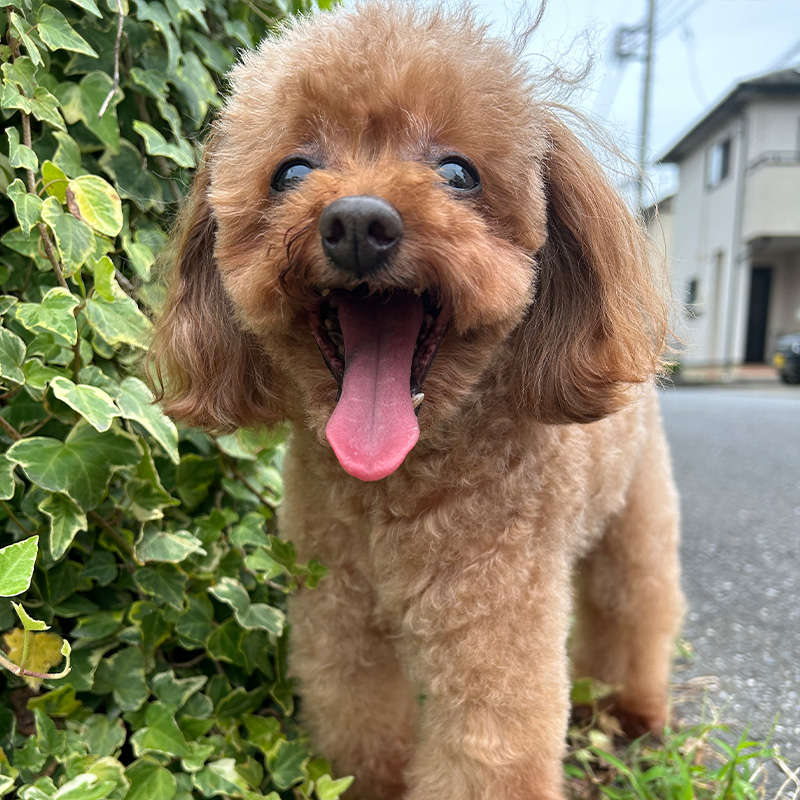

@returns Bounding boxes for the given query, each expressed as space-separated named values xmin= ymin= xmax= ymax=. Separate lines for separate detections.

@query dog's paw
xmin=611 ymin=706 xmax=666 ymax=741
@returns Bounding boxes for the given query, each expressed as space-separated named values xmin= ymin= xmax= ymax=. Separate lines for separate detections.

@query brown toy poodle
xmin=151 ymin=4 xmax=683 ymax=799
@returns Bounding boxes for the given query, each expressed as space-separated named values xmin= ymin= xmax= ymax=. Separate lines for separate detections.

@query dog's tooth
xmin=411 ymin=392 xmax=424 ymax=409
xmin=324 ymin=317 xmax=336 ymax=331
xmin=337 ymin=345 xmax=345 ymax=359
xmin=413 ymin=288 xmax=423 ymax=296
xmin=321 ymin=288 xmax=331 ymax=297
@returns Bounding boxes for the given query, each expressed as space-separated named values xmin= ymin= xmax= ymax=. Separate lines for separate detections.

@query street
xmin=659 ymin=384 xmax=800 ymax=769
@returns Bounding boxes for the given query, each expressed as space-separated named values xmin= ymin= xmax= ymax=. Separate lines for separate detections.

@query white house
xmin=659 ymin=68 xmax=800 ymax=373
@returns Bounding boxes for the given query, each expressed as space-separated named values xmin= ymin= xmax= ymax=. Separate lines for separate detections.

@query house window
xmin=707 ymin=137 xmax=731 ymax=188
xmin=684 ymin=278 xmax=701 ymax=316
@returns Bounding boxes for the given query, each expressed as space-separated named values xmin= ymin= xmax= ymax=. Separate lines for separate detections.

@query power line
xmin=680 ymin=22 xmax=708 ymax=105
xmin=658 ymin=0 xmax=707 ymax=39
xmin=657 ymin=0 xmax=693 ymax=26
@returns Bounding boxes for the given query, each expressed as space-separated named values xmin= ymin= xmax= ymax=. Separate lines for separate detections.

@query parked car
xmin=773 ymin=332 xmax=800 ymax=384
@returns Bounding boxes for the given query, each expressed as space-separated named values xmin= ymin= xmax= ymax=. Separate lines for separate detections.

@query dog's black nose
xmin=319 ymin=195 xmax=403 ymax=276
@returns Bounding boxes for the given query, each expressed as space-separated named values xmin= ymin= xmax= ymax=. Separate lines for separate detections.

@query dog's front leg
xmin=289 ymin=571 xmax=418 ymax=800
xmin=398 ymin=542 xmax=572 ymax=800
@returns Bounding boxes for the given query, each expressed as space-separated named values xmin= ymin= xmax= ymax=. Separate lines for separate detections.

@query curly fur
xmin=150 ymin=5 xmax=683 ymax=799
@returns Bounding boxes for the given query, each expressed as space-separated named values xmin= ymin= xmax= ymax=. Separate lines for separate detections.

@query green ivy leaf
xmin=52 ymin=774 xmax=115 ymax=800
xmin=132 ymin=121 xmax=195 ymax=168
xmin=213 ymin=685 xmax=270 ymax=721
xmin=315 ymin=774 xmax=355 ymax=800
xmin=14 ymin=287 xmax=80 ymax=347
xmin=175 ymin=453 xmax=218 ymax=509
xmin=8 ymin=178 xmax=44 ymax=236
xmin=85 ymin=283 xmax=153 ymax=350
xmin=116 ymin=376 xmax=179 ymax=463
xmin=38 ymin=492 xmax=88 ymax=560
xmin=24 ymin=358 xmax=65 ymax=400
xmin=52 ymin=131 xmax=85 ymax=177
xmin=123 ymin=760 xmax=177 ymax=800
xmin=133 ymin=564 xmax=186 ymax=610
xmin=30 ymin=87 xmax=67 ymax=130
xmin=2 ymin=56 xmax=38 ymax=96
xmin=135 ymin=528 xmax=206 ymax=562
xmin=1 ymin=79 xmax=33 ymax=114
xmin=51 ymin=376 xmax=119 ymax=431
xmin=131 ymin=703 xmax=191 ymax=759
xmin=88 ymin=758 xmax=130 ymax=798
xmin=150 ymin=671 xmax=206 ymax=707
xmin=66 ymin=175 xmax=123 ymax=237
xmin=6 ymin=422 xmax=141 ymax=509
xmin=80 ymin=716 xmax=127 ymax=758
xmin=192 ymin=758 xmax=250 ymax=797
xmin=170 ymin=51 xmax=220 ymax=124
xmin=0 ymin=326 xmax=27 ymax=385
xmin=100 ymin=646 xmax=148 ymax=711
xmin=0 ymin=296 xmax=19 ymax=316
xmin=56 ymin=72 xmax=121 ymax=152
xmin=204 ymin=618 xmax=245 ymax=666
xmin=0 ymin=454 xmax=17 ymax=501
xmin=133 ymin=0 xmax=180 ymax=72
xmin=174 ymin=594 xmax=213 ymax=646
xmin=67 ymin=0 xmax=103 ymax=17
xmin=41 ymin=196 xmax=95 ymax=274
xmin=129 ymin=67 xmax=169 ymax=102
xmin=267 ymin=739 xmax=310 ymax=790
xmin=42 ymin=160 xmax=69 ymax=203
xmin=37 ymin=5 xmax=99 ymax=57
xmin=90 ymin=255 xmax=116 ymax=301
xmin=0 ymin=536 xmax=39 ymax=597
xmin=230 ymin=513 xmax=268 ymax=548
xmin=99 ymin=141 xmax=163 ymax=212
xmin=13 ymin=601 xmax=49 ymax=631
xmin=7 ymin=127 xmax=39 ymax=171
xmin=208 ymin=577 xmax=285 ymax=635
xmin=186 ymin=31 xmax=234 ymax=74
xmin=8 ymin=12 xmax=44 ymax=67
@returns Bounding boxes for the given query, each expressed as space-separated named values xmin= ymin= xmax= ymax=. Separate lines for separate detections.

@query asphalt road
xmin=659 ymin=383 xmax=800 ymax=772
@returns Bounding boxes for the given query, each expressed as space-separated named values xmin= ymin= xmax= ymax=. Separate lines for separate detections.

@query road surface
xmin=659 ymin=384 xmax=800 ymax=771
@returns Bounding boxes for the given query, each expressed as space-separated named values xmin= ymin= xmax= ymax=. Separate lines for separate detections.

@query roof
xmin=659 ymin=68 xmax=800 ymax=163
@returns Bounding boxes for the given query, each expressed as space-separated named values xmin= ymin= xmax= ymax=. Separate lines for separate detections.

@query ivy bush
xmin=0 ymin=0 xmax=349 ymax=797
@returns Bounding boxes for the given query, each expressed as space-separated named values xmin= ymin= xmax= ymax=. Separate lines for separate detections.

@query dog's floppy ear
xmin=512 ymin=117 xmax=668 ymax=424
xmin=149 ymin=147 xmax=284 ymax=431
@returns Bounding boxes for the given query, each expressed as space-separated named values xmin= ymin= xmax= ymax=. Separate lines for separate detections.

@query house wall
xmin=743 ymin=97 xmax=800 ymax=241
xmin=671 ymin=116 xmax=743 ymax=365
xmin=770 ymin=250 xmax=800 ymax=340
xmin=669 ymin=95 xmax=800 ymax=366
xmin=745 ymin=97 xmax=800 ymax=160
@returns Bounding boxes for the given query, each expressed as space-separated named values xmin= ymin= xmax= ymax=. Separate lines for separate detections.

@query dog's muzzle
xmin=319 ymin=195 xmax=403 ymax=277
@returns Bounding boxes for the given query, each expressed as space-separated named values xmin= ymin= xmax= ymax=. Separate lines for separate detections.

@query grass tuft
xmin=565 ymin=679 xmax=799 ymax=800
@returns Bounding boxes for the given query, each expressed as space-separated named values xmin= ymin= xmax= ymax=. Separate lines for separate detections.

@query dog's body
xmin=284 ymin=383 xmax=679 ymax=800
xmin=152 ymin=5 xmax=683 ymax=799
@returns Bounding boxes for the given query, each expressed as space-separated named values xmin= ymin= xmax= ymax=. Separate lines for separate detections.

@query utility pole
xmin=636 ymin=0 xmax=656 ymax=211
xmin=613 ymin=0 xmax=657 ymax=211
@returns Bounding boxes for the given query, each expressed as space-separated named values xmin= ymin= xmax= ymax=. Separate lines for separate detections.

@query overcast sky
xmin=464 ymin=0 xmax=800 ymax=201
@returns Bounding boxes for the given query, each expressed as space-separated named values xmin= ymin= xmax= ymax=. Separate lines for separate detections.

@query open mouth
xmin=308 ymin=286 xmax=451 ymax=482
xmin=310 ymin=286 xmax=449 ymax=396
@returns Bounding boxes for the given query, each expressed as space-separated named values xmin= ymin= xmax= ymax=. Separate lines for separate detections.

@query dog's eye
xmin=271 ymin=158 xmax=315 ymax=192
xmin=436 ymin=158 xmax=480 ymax=192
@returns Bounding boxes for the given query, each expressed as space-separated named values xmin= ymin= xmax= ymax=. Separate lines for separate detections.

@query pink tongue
xmin=326 ymin=293 xmax=423 ymax=481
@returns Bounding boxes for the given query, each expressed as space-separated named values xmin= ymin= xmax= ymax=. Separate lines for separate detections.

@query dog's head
xmin=151 ymin=4 xmax=667 ymax=481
